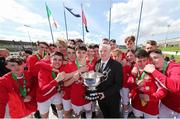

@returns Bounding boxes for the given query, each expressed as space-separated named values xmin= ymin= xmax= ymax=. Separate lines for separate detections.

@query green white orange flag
xmin=45 ymin=3 xmax=59 ymax=29
xmin=82 ymin=10 xmax=89 ymax=32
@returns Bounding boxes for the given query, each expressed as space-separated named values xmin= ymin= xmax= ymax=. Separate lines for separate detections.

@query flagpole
xmin=81 ymin=3 xmax=85 ymax=42
xmin=63 ymin=3 xmax=69 ymax=41
xmin=24 ymin=25 xmax=33 ymax=47
xmin=45 ymin=3 xmax=55 ymax=44
xmin=108 ymin=0 xmax=112 ymax=40
xmin=136 ymin=0 xmax=143 ymax=49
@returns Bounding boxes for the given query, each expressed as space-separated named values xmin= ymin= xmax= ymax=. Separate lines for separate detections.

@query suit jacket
xmin=95 ymin=58 xmax=123 ymax=99
xmin=0 ymin=57 xmax=10 ymax=77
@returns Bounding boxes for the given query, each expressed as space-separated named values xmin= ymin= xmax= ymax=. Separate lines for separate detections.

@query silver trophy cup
xmin=81 ymin=71 xmax=103 ymax=100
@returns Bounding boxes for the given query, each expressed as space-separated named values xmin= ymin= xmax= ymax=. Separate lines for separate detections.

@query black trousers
xmin=98 ymin=95 xmax=120 ymax=118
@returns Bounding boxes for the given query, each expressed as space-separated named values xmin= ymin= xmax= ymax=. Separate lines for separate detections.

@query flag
xmin=52 ymin=19 xmax=59 ymax=28
xmin=45 ymin=3 xmax=58 ymax=29
xmin=82 ymin=10 xmax=89 ymax=32
xmin=65 ymin=6 xmax=81 ymax=17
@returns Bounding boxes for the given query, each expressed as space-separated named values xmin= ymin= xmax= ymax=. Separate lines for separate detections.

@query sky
xmin=0 ymin=0 xmax=180 ymax=46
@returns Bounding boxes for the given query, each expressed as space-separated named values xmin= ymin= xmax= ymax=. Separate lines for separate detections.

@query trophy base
xmin=85 ymin=90 xmax=101 ymax=101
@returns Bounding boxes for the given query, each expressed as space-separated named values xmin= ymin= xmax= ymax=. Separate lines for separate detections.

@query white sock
xmin=86 ymin=111 xmax=92 ymax=118
xmin=57 ymin=109 xmax=63 ymax=119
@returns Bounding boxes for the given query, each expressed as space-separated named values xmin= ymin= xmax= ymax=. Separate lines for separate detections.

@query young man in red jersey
xmin=94 ymin=44 xmax=100 ymax=60
xmin=60 ymin=46 xmax=77 ymax=118
xmin=37 ymin=51 xmax=65 ymax=118
xmin=0 ymin=56 xmax=37 ymax=118
xmin=144 ymin=49 xmax=180 ymax=118
xmin=86 ymin=44 xmax=97 ymax=70
xmin=124 ymin=35 xmax=136 ymax=50
xmin=129 ymin=49 xmax=166 ymax=118
xmin=35 ymin=46 xmax=88 ymax=118
xmin=26 ymin=41 xmax=49 ymax=117
xmin=110 ymin=39 xmax=117 ymax=51
xmin=27 ymin=41 xmax=49 ymax=77
xmin=85 ymin=44 xmax=97 ymax=118
xmin=126 ymin=50 xmax=136 ymax=68
xmin=63 ymin=45 xmax=92 ymax=118
xmin=111 ymin=48 xmax=132 ymax=118
xmin=144 ymin=40 xmax=157 ymax=53
xmin=61 ymin=46 xmax=88 ymax=118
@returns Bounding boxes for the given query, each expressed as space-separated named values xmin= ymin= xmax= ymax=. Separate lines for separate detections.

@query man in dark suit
xmin=95 ymin=44 xmax=123 ymax=118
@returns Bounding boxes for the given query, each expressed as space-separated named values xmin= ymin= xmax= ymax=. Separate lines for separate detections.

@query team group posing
xmin=0 ymin=36 xmax=180 ymax=118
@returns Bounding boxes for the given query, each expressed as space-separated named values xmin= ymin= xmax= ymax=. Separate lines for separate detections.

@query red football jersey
xmin=129 ymin=71 xmax=166 ymax=115
xmin=0 ymin=72 xmax=37 ymax=118
xmin=63 ymin=61 xmax=90 ymax=106
xmin=151 ymin=62 xmax=180 ymax=113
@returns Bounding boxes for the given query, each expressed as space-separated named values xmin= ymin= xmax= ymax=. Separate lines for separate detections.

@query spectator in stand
xmin=102 ymin=38 xmax=109 ymax=44
xmin=124 ymin=35 xmax=136 ymax=50
xmin=170 ymin=55 xmax=176 ymax=62
xmin=110 ymin=39 xmax=117 ymax=50
xmin=144 ymin=40 xmax=157 ymax=53
xmin=144 ymin=49 xmax=180 ymax=118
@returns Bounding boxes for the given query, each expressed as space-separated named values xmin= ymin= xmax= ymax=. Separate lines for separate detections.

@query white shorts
xmin=62 ymin=99 xmax=72 ymax=111
xmin=159 ymin=103 xmax=180 ymax=118
xmin=132 ymin=107 xmax=158 ymax=118
xmin=91 ymin=101 xmax=96 ymax=112
xmin=72 ymin=102 xmax=92 ymax=115
xmin=4 ymin=104 xmax=10 ymax=118
xmin=38 ymin=93 xmax=62 ymax=114
xmin=120 ymin=87 xmax=130 ymax=105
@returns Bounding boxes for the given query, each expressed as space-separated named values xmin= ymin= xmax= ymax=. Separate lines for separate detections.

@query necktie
xmin=100 ymin=63 xmax=105 ymax=72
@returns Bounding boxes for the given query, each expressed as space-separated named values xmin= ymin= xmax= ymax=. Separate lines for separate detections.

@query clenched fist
xmin=131 ymin=66 xmax=138 ymax=76
xmin=144 ymin=64 xmax=156 ymax=73
xmin=56 ymin=72 xmax=66 ymax=82
xmin=79 ymin=65 xmax=88 ymax=73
